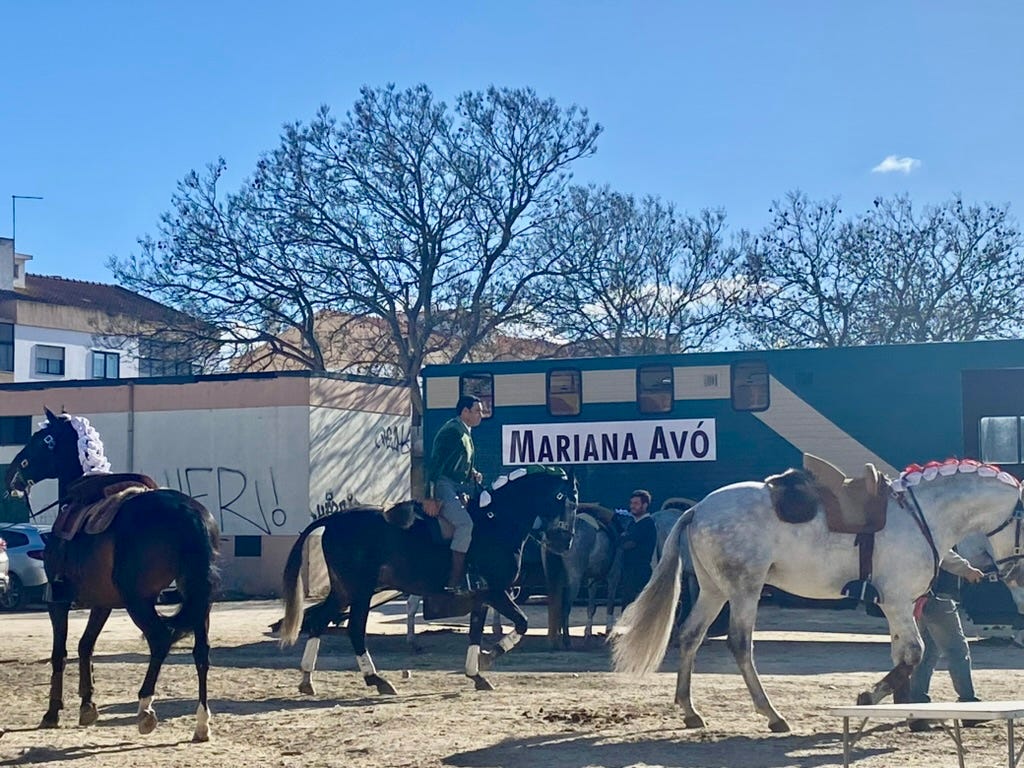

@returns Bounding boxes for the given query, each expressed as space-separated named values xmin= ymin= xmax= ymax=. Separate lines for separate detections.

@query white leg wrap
xmin=194 ymin=703 xmax=212 ymax=740
xmin=498 ymin=630 xmax=522 ymax=653
xmin=356 ymin=651 xmax=377 ymax=676
xmin=138 ymin=695 xmax=155 ymax=715
xmin=300 ymin=637 xmax=320 ymax=673
xmin=465 ymin=644 xmax=481 ymax=676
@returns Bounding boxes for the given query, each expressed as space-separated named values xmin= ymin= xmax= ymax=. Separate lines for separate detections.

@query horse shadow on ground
xmin=0 ymin=742 xmax=184 ymax=766
xmin=444 ymin=727 xmax=896 ymax=768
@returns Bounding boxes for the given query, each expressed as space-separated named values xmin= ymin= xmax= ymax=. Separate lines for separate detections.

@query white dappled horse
xmin=611 ymin=458 xmax=1022 ymax=732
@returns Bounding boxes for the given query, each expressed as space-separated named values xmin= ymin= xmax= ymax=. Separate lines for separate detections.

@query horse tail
xmin=164 ymin=494 xmax=221 ymax=644
xmin=610 ymin=511 xmax=687 ymax=675
xmin=279 ymin=516 xmax=329 ymax=647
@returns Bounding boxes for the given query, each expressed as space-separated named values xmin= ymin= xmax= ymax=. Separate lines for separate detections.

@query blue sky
xmin=4 ymin=2 xmax=1023 ymax=284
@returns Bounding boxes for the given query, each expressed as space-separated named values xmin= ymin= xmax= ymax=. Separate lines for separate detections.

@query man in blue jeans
xmin=908 ymin=550 xmax=986 ymax=732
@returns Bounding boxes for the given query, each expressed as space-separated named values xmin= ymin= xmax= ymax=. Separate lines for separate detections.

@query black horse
xmin=279 ymin=465 xmax=578 ymax=693
xmin=3 ymin=408 xmax=220 ymax=742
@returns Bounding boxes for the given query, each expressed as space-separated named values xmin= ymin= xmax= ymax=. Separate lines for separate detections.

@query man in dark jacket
xmin=620 ymin=489 xmax=657 ymax=607
xmin=426 ymin=395 xmax=484 ymax=595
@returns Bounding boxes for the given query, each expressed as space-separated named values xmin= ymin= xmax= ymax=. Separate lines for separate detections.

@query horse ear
xmin=44 ymin=407 xmax=58 ymax=424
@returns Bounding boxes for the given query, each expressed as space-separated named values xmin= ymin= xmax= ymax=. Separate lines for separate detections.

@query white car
xmin=0 ymin=523 xmax=50 ymax=610
xmin=0 ymin=535 xmax=10 ymax=600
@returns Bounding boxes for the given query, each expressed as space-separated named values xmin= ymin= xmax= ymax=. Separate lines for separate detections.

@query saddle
xmin=54 ymin=473 xmax=159 ymax=541
xmin=766 ymin=455 xmax=890 ymax=615
xmin=765 ymin=455 xmax=888 ymax=534
xmin=576 ymin=503 xmax=623 ymax=540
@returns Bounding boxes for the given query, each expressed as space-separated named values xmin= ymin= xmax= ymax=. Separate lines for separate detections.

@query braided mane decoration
xmin=479 ymin=465 xmax=569 ymax=508
xmin=40 ymin=414 xmax=112 ymax=476
xmin=889 ymin=457 xmax=1020 ymax=493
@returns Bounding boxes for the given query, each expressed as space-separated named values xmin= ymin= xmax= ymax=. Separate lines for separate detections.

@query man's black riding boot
xmin=444 ymin=550 xmax=471 ymax=596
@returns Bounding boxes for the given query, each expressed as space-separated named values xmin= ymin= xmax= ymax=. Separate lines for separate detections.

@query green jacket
xmin=427 ymin=417 xmax=476 ymax=486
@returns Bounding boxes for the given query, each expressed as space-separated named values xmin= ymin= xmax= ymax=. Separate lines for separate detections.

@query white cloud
xmin=871 ymin=155 xmax=921 ymax=174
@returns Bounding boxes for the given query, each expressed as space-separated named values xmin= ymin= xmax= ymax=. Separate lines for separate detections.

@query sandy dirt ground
xmin=1 ymin=597 xmax=1023 ymax=768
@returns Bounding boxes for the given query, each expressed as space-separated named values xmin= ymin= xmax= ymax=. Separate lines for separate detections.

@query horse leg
xmin=191 ymin=610 xmax=212 ymax=742
xmin=405 ymin=595 xmax=424 ymax=653
xmin=674 ymin=586 xmax=728 ymax=729
xmin=42 ymin=601 xmax=71 ymax=728
xmin=298 ymin=589 xmax=348 ymax=695
xmin=348 ymin=592 xmax=396 ymax=695
xmin=477 ymin=590 xmax=529 ymax=685
xmin=77 ymin=607 xmax=111 ymax=726
xmin=124 ymin=600 xmax=174 ymax=735
xmin=585 ymin=582 xmax=598 ymax=646
xmin=463 ymin=601 xmax=495 ymax=691
xmin=858 ymin=611 xmax=923 ymax=705
xmin=725 ymin=591 xmax=789 ymax=732
xmin=490 ymin=606 xmax=504 ymax=639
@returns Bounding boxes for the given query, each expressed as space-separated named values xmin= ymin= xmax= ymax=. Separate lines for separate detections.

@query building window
xmin=234 ymin=535 xmax=262 ymax=558
xmin=732 ymin=360 xmax=770 ymax=412
xmin=0 ymin=416 xmax=31 ymax=446
xmin=138 ymin=339 xmax=199 ymax=377
xmin=34 ymin=345 xmax=65 ymax=376
xmin=459 ymin=373 xmax=493 ymax=418
xmin=979 ymin=416 xmax=1022 ymax=465
xmin=638 ymin=365 xmax=673 ymax=414
xmin=547 ymin=369 xmax=581 ymax=416
xmin=92 ymin=351 xmax=120 ymax=379
xmin=0 ymin=323 xmax=13 ymax=372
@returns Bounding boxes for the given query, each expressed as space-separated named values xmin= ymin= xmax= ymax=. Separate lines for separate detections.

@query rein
xmin=901 ymin=486 xmax=941 ymax=587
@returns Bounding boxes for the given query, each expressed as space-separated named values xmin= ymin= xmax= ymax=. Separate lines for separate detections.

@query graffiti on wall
xmin=312 ymin=490 xmax=362 ymax=520
xmin=374 ymin=424 xmax=411 ymax=454
xmin=162 ymin=466 xmax=290 ymax=535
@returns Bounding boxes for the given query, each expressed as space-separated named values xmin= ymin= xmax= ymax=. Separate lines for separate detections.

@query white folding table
xmin=830 ymin=701 xmax=1024 ymax=768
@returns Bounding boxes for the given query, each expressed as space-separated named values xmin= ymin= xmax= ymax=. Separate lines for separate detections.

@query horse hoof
xmin=473 ymin=675 xmax=495 ymax=691
xmin=298 ymin=681 xmax=316 ymax=696
xmin=138 ymin=710 xmax=158 ymax=735
xmin=769 ymin=719 xmax=791 ymax=733
xmin=192 ymin=729 xmax=211 ymax=743
xmin=39 ymin=713 xmax=60 ymax=729
xmin=376 ymin=680 xmax=398 ymax=695
xmin=79 ymin=703 xmax=99 ymax=726
xmin=856 ymin=691 xmax=873 ymax=706
xmin=683 ymin=714 xmax=706 ymax=729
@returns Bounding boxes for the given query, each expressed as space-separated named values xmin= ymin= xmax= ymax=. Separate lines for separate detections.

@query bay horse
xmin=3 ymin=409 xmax=220 ymax=742
xmin=611 ymin=458 xmax=1022 ymax=732
xmin=279 ymin=465 xmax=577 ymax=693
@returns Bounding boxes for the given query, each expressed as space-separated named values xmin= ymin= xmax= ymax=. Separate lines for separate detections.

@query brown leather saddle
xmin=766 ymin=454 xmax=891 ymax=613
xmin=54 ymin=473 xmax=159 ymax=541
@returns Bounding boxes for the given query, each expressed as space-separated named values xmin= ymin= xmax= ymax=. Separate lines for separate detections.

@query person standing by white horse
xmin=611 ymin=458 xmax=1022 ymax=732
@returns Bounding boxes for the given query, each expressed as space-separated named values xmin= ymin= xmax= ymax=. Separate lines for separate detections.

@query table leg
xmin=953 ymin=720 xmax=965 ymax=768
xmin=1009 ymin=718 xmax=1015 ymax=768
xmin=843 ymin=716 xmax=850 ymax=768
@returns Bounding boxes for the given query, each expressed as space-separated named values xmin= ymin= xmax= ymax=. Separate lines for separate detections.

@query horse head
xmin=4 ymin=408 xmax=109 ymax=498
xmin=477 ymin=465 xmax=578 ymax=555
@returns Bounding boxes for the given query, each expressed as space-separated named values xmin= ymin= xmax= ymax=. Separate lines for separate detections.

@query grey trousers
xmin=435 ymin=476 xmax=473 ymax=553
xmin=910 ymin=596 xmax=976 ymax=703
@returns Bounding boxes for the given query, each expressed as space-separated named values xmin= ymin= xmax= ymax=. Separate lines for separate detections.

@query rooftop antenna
xmin=11 ymin=194 xmax=43 ymax=247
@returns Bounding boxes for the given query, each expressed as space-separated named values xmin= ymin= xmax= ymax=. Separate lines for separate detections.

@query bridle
xmin=983 ymin=496 xmax=1024 ymax=583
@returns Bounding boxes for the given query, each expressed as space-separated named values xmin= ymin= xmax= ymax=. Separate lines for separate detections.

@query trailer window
xmin=548 ymin=369 xmax=581 ymax=416
xmin=460 ymin=374 xmax=493 ymax=418
xmin=732 ymin=360 xmax=770 ymax=412
xmin=638 ymin=365 xmax=673 ymax=414
xmin=979 ymin=416 xmax=1022 ymax=465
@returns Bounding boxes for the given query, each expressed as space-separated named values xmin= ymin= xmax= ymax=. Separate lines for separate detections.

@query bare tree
xmin=538 ymin=185 xmax=749 ymax=355
xmin=111 ymin=84 xmax=601 ymax=419
xmin=858 ymin=196 xmax=1024 ymax=342
xmin=739 ymin=192 xmax=1024 ymax=348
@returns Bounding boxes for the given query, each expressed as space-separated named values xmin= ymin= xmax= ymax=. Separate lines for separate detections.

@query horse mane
xmin=891 ymin=458 xmax=1020 ymax=493
xmin=477 ymin=465 xmax=568 ymax=509
xmin=44 ymin=413 xmax=111 ymax=475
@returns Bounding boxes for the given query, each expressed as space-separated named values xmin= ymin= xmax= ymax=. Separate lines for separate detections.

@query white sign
xmin=503 ymin=419 xmax=716 ymax=465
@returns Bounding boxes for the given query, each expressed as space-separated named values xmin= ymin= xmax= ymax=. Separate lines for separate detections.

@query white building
xmin=1 ymin=237 xmax=196 ymax=386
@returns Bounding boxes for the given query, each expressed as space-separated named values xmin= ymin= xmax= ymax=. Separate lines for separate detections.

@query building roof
xmin=0 ymin=274 xmax=194 ymax=325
